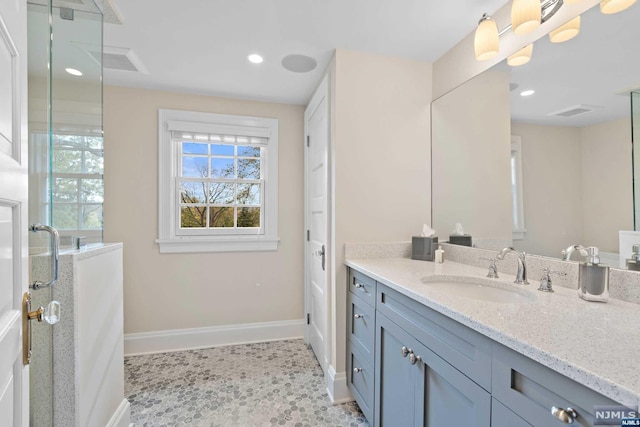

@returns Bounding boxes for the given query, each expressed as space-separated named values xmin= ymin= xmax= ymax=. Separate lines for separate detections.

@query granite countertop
xmin=345 ymin=257 xmax=640 ymax=408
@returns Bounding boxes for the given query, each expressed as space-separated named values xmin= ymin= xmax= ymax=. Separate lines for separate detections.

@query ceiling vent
xmin=547 ymin=104 xmax=602 ymax=118
xmin=83 ymin=45 xmax=148 ymax=74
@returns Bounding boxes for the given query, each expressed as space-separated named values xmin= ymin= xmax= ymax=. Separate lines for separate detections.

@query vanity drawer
xmin=349 ymin=269 xmax=377 ymax=307
xmin=376 ymin=283 xmax=492 ymax=391
xmin=491 ymin=398 xmax=532 ymax=427
xmin=492 ymin=344 xmax=620 ymax=427
xmin=348 ymin=291 xmax=375 ymax=360
xmin=347 ymin=345 xmax=374 ymax=423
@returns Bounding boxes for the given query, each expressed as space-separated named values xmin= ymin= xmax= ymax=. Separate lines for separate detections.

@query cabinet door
xmin=375 ymin=313 xmax=421 ymax=427
xmin=414 ymin=339 xmax=491 ymax=427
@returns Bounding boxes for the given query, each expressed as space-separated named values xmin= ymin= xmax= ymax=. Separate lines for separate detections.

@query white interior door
xmin=304 ymin=77 xmax=329 ymax=370
xmin=0 ymin=0 xmax=29 ymax=425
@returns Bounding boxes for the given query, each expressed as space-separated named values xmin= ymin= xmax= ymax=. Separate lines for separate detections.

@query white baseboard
xmin=124 ymin=319 xmax=305 ymax=356
xmin=326 ymin=364 xmax=353 ymax=404
xmin=106 ymin=399 xmax=131 ymax=427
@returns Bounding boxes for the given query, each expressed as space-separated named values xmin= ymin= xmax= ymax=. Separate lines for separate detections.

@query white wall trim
xmin=124 ymin=319 xmax=304 ymax=356
xmin=105 ymin=399 xmax=131 ymax=427
xmin=325 ymin=364 xmax=352 ymax=405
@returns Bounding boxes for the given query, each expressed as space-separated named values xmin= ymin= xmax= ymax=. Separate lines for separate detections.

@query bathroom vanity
xmin=345 ymin=257 xmax=640 ymax=427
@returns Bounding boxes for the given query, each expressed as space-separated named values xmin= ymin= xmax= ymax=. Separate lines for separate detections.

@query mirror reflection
xmin=432 ymin=3 xmax=639 ymax=269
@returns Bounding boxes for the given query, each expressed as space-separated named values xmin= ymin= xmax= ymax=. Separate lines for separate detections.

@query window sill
xmin=156 ymin=237 xmax=279 ymax=253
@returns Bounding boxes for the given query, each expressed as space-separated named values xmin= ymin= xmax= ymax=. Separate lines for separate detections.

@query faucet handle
xmin=538 ymin=268 xmax=567 ymax=292
xmin=480 ymin=257 xmax=499 ymax=279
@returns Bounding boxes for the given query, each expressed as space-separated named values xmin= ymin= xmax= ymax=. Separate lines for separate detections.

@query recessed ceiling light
xmin=65 ymin=68 xmax=83 ymax=76
xmin=520 ymin=89 xmax=535 ymax=97
xmin=248 ymin=54 xmax=263 ymax=64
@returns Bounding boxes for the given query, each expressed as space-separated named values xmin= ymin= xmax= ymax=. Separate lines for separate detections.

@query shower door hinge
xmin=306 ymin=136 xmax=310 ymax=147
xmin=306 ymin=313 xmax=310 ymax=325
xmin=307 ymin=230 xmax=310 ymax=241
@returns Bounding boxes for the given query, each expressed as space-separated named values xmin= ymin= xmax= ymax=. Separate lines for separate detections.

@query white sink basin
xmin=420 ymin=275 xmax=535 ymax=303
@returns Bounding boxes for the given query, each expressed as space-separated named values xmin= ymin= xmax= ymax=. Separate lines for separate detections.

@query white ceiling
xmin=102 ymin=0 xmax=509 ymax=105
xmin=508 ymin=3 xmax=640 ymax=127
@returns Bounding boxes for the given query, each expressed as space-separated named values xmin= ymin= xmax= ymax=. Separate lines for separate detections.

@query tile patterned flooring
xmin=125 ymin=339 xmax=369 ymax=426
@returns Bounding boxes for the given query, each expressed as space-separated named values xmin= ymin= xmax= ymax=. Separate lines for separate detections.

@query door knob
xmin=28 ymin=300 xmax=61 ymax=325
xmin=354 ymin=313 xmax=363 ymax=319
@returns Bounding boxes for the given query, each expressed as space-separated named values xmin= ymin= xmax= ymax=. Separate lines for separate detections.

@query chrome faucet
xmin=496 ymin=247 xmax=529 ymax=285
xmin=561 ymin=244 xmax=590 ymax=261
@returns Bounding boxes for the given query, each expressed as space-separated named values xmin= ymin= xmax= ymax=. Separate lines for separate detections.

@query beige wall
xmin=511 ymin=119 xmax=633 ymax=257
xmin=103 ymin=86 xmax=305 ymax=334
xmin=432 ymin=70 xmax=512 ymax=244
xmin=580 ymin=118 xmax=633 ymax=252
xmin=511 ymin=123 xmax=584 ymax=257
xmin=329 ymin=49 xmax=432 ymax=373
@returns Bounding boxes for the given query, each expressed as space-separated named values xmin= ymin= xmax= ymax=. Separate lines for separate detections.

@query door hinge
xmin=307 ymin=230 xmax=310 ymax=241
xmin=306 ymin=135 xmax=310 ymax=147
xmin=306 ymin=313 xmax=310 ymax=325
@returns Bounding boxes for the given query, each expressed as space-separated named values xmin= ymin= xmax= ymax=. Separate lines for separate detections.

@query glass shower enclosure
xmin=27 ymin=1 xmax=103 ymax=425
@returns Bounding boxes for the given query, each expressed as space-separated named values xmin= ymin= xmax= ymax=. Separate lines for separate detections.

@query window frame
xmin=157 ymin=109 xmax=279 ymax=253
xmin=511 ymin=135 xmax=527 ymax=240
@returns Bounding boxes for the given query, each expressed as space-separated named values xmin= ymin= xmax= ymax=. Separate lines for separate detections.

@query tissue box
xmin=412 ymin=237 xmax=438 ymax=261
xmin=449 ymin=234 xmax=472 ymax=247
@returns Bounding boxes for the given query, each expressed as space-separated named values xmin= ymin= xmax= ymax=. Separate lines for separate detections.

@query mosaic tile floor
xmin=125 ymin=339 xmax=369 ymax=426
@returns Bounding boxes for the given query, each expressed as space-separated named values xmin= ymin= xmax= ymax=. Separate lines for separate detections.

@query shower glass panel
xmin=633 ymin=91 xmax=640 ymax=230
xmin=27 ymin=1 xmax=103 ymax=425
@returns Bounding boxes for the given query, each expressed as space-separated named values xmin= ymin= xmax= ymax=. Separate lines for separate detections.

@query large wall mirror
xmin=432 ymin=2 xmax=640 ymax=269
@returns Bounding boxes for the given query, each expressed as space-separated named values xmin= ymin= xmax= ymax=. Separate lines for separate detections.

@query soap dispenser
xmin=626 ymin=245 xmax=640 ymax=271
xmin=578 ymin=246 xmax=609 ymax=303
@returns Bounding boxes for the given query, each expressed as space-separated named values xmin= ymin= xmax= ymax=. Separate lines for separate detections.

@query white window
xmin=30 ymin=132 xmax=104 ymax=241
xmin=157 ymin=109 xmax=279 ymax=253
xmin=511 ymin=135 xmax=526 ymax=240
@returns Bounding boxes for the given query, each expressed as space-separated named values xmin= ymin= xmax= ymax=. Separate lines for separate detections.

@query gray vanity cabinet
xmin=491 ymin=399 xmax=532 ymax=427
xmin=375 ymin=312 xmax=491 ymax=427
xmin=346 ymin=270 xmax=377 ymax=422
xmin=492 ymin=345 xmax=619 ymax=427
xmin=346 ymin=268 xmax=624 ymax=427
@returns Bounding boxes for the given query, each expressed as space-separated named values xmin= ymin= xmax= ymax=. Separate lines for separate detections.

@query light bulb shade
xmin=549 ymin=16 xmax=581 ymax=43
xmin=474 ymin=15 xmax=499 ymax=61
xmin=507 ymin=44 xmax=533 ymax=66
xmin=512 ymin=0 xmax=541 ymax=35
xmin=564 ymin=0 xmax=583 ymax=3
xmin=600 ymin=0 xmax=637 ymax=14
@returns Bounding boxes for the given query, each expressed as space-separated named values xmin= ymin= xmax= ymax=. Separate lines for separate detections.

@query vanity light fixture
xmin=549 ymin=15 xmax=581 ymax=42
xmin=520 ymin=89 xmax=536 ymax=96
xmin=507 ymin=44 xmax=533 ymax=66
xmin=65 ymin=67 xmax=83 ymax=76
xmin=512 ymin=0 xmax=542 ymax=35
xmin=247 ymin=54 xmax=264 ymax=64
xmin=600 ymin=0 xmax=637 ymax=14
xmin=474 ymin=14 xmax=500 ymax=60
xmin=474 ymin=0 xmax=562 ymax=61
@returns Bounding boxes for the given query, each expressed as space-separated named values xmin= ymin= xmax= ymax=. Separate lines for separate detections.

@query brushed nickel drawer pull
xmin=551 ymin=406 xmax=577 ymax=424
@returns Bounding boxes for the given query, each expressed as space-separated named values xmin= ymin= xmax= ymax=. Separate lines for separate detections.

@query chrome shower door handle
xmin=29 ymin=224 xmax=60 ymax=289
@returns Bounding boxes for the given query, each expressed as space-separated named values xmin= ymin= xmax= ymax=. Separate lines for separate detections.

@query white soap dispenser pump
xmin=435 ymin=245 xmax=445 ymax=263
